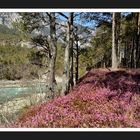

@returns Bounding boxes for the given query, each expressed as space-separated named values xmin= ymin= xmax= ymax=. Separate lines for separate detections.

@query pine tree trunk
xmin=61 ymin=40 xmax=70 ymax=95
xmin=61 ymin=14 xmax=71 ymax=95
xmin=69 ymin=13 xmax=74 ymax=89
xmin=112 ymin=12 xmax=121 ymax=69
xmin=61 ymin=12 xmax=74 ymax=95
xmin=130 ymin=38 xmax=135 ymax=68
xmin=47 ymin=13 xmax=57 ymax=98
xmin=75 ymin=38 xmax=79 ymax=84
xmin=136 ymin=13 xmax=140 ymax=68
xmin=112 ymin=12 xmax=118 ymax=69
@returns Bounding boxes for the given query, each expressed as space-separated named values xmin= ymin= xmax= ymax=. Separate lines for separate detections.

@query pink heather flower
xmin=7 ymin=69 xmax=140 ymax=128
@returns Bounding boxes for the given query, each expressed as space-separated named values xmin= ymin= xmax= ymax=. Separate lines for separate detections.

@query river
xmin=0 ymin=81 xmax=47 ymax=104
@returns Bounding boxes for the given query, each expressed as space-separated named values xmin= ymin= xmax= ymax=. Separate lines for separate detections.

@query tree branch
xmin=58 ymin=12 xmax=68 ymax=19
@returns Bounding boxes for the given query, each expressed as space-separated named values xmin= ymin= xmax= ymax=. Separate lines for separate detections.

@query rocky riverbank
xmin=0 ymin=93 xmax=46 ymax=114
xmin=0 ymin=92 xmax=47 ymax=125
xmin=0 ymin=77 xmax=62 ymax=124
xmin=0 ymin=76 xmax=62 ymax=87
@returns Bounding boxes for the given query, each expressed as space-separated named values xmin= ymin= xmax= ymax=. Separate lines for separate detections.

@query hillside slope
xmin=9 ymin=68 xmax=140 ymax=128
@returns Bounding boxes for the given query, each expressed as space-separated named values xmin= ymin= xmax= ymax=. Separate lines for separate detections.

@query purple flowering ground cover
xmin=8 ymin=68 xmax=140 ymax=127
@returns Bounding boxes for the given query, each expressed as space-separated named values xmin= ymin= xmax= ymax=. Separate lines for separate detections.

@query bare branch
xmin=58 ymin=12 xmax=68 ymax=19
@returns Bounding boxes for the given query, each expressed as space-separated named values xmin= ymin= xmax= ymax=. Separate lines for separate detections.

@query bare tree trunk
xmin=61 ymin=12 xmax=74 ymax=95
xmin=131 ymin=38 xmax=135 ymax=68
xmin=136 ymin=13 xmax=140 ymax=68
xmin=75 ymin=37 xmax=79 ymax=84
xmin=69 ymin=13 xmax=74 ymax=89
xmin=47 ymin=12 xmax=57 ymax=98
xmin=112 ymin=12 xmax=121 ymax=69
xmin=123 ymin=41 xmax=127 ymax=67
xmin=112 ymin=12 xmax=118 ymax=69
xmin=61 ymin=41 xmax=70 ymax=95
xmin=61 ymin=14 xmax=70 ymax=96
xmin=118 ymin=14 xmax=122 ymax=67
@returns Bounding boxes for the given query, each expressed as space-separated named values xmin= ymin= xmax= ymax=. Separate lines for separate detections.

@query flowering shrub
xmin=8 ymin=68 xmax=140 ymax=128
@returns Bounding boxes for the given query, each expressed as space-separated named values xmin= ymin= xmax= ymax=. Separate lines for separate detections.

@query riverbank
xmin=0 ymin=76 xmax=63 ymax=125
xmin=0 ymin=92 xmax=47 ymax=125
xmin=0 ymin=76 xmax=63 ymax=88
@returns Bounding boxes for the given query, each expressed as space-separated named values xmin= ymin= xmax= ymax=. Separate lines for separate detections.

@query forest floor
xmin=2 ymin=68 xmax=140 ymax=128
